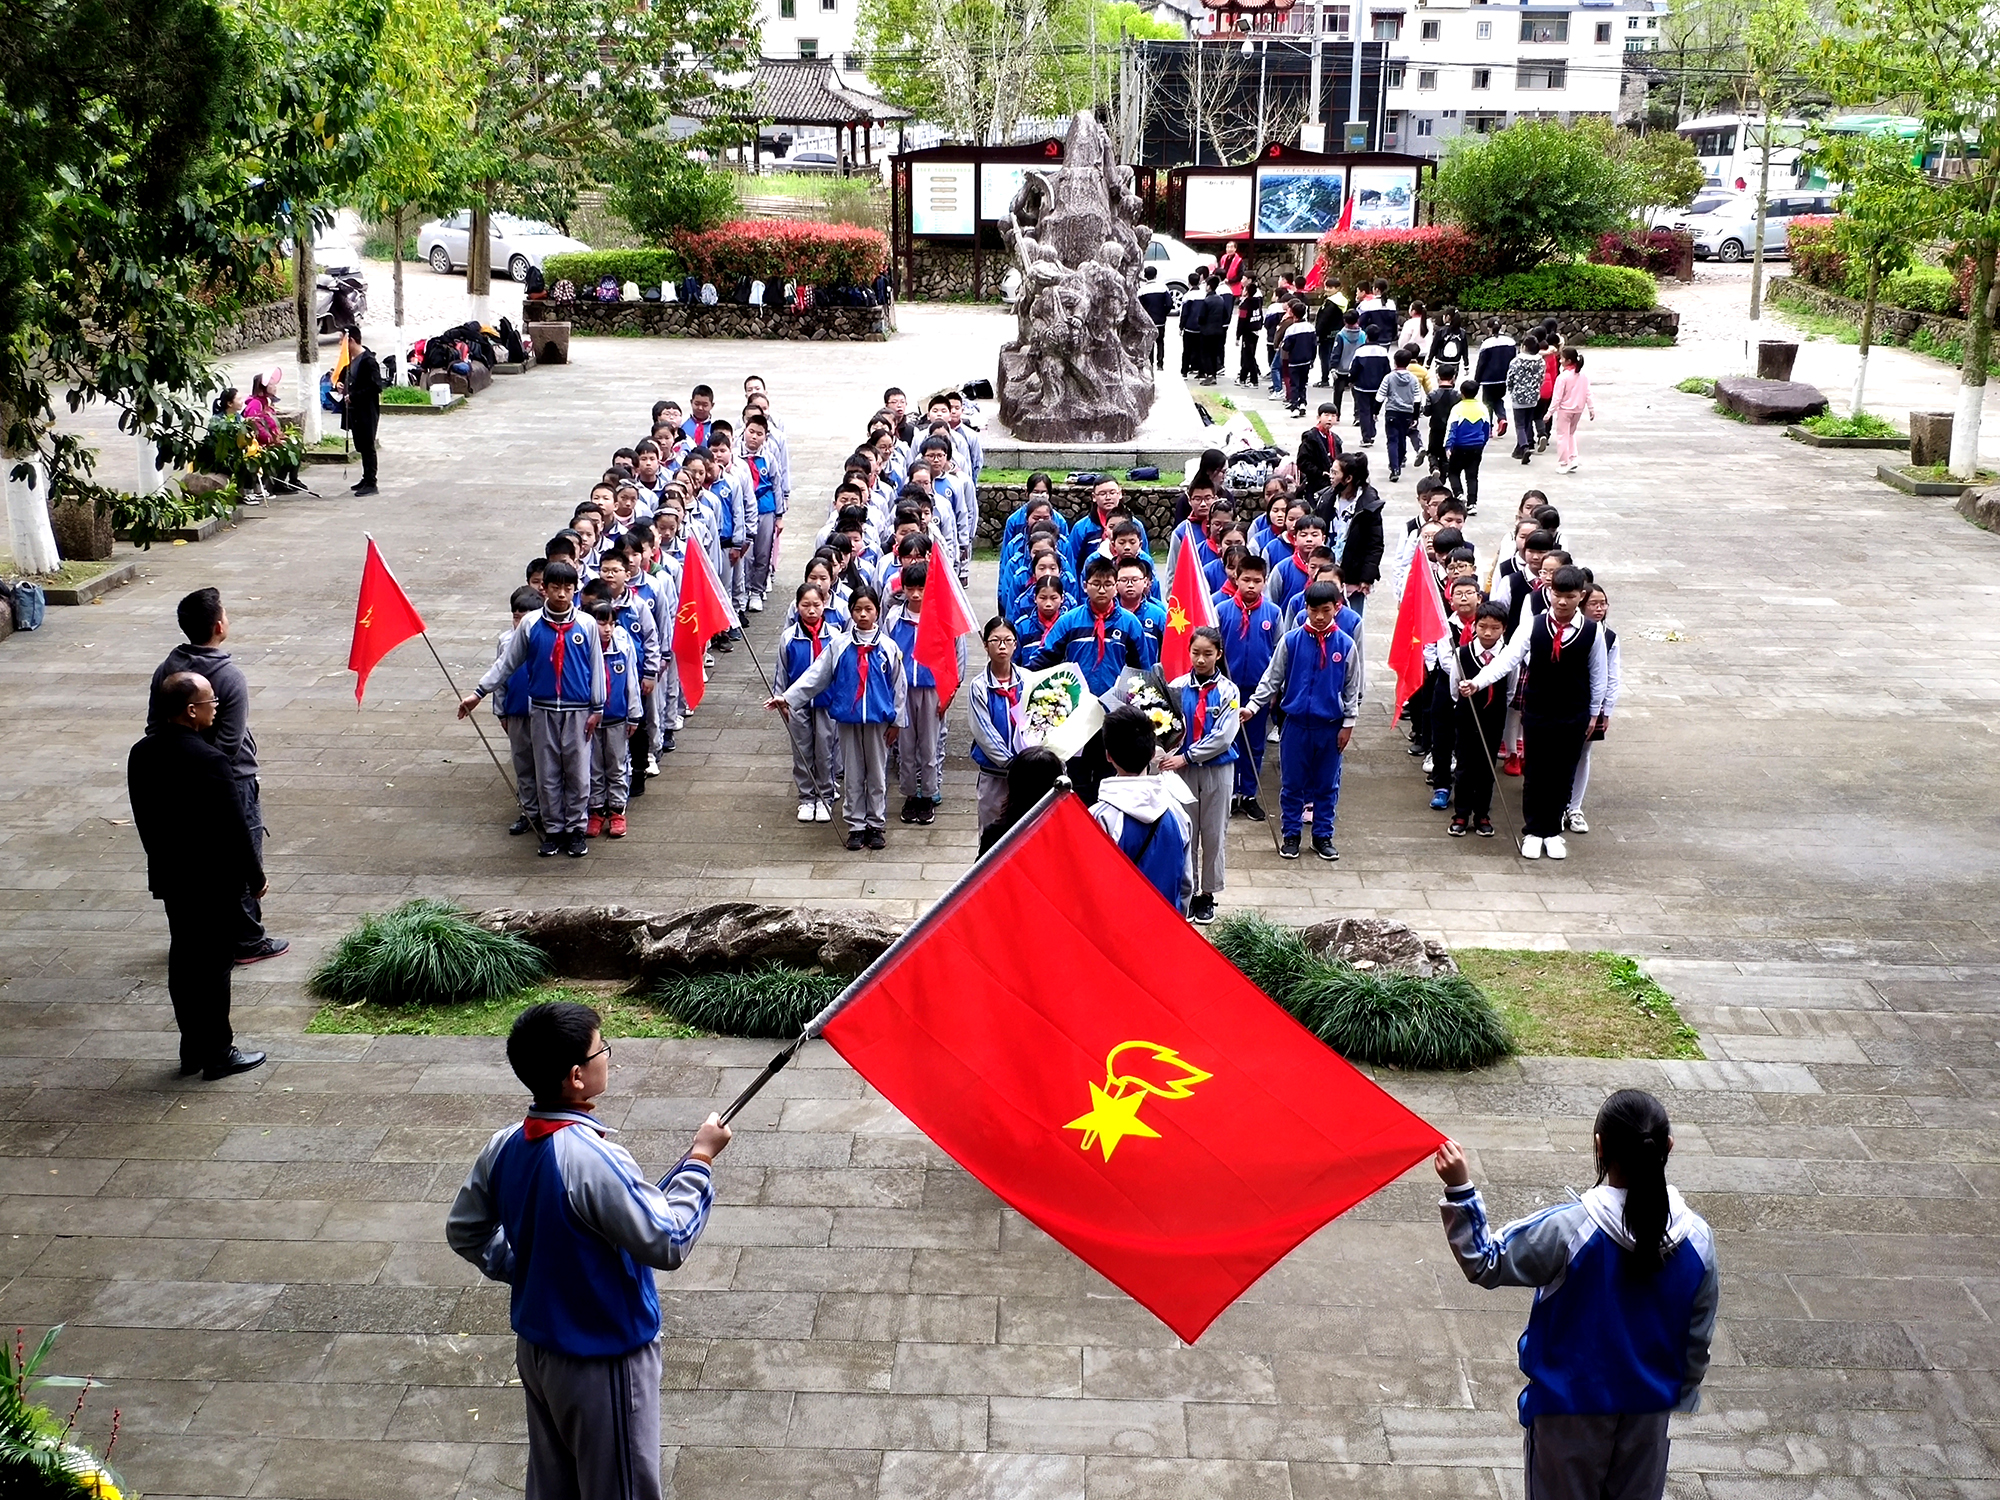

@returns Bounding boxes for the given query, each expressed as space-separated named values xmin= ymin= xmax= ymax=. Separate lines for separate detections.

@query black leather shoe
xmin=508 ymin=816 xmax=534 ymax=836
xmin=202 ymin=1047 xmax=267 ymax=1081
xmin=234 ymin=937 xmax=289 ymax=965
xmin=177 ymin=1060 xmax=202 ymax=1077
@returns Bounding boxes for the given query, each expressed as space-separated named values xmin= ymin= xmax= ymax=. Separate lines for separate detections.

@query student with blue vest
xmin=1216 ymin=553 xmax=1281 ymax=822
xmin=1161 ymin=626 xmax=1239 ymax=926
xmin=463 ymin=560 xmax=606 ymax=859
xmin=1266 ymin=509 xmax=1327 ymax=613
xmin=1091 ymin=705 xmax=1194 ymax=916
xmin=1434 ymin=1089 xmax=1718 ymax=1500
xmin=1026 ymin=555 xmax=1150 ymax=695
xmin=967 ymin=616 xmax=1024 ymax=833
xmin=883 ymin=561 xmax=965 ymax=826
xmin=492 ymin=586 xmax=541 ymax=838
xmin=448 ymin=999 xmax=730 ymax=1500
xmin=1013 ymin=575 xmax=1070 ymax=659
xmin=1243 ymin=581 xmax=1359 ymax=862
xmin=582 ymin=601 xmax=641 ymax=840
xmin=774 ymin=583 xmax=839 ymax=825
xmin=769 ymin=585 xmax=907 ymax=851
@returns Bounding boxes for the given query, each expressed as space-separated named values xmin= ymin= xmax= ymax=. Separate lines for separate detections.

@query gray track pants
xmin=531 ymin=708 xmax=592 ymax=835
xmin=515 ymin=1335 xmax=662 ymax=1500
xmin=977 ymin=768 xmax=1008 ymax=832
xmin=502 ymin=716 xmax=539 ymax=818
xmin=898 ymin=688 xmax=943 ymax=800
xmin=1526 ymin=1412 xmax=1670 ymax=1500
xmin=750 ymin=512 xmax=779 ymax=597
xmin=838 ymin=723 xmax=889 ymax=831
xmin=590 ymin=721 xmax=631 ymax=812
xmin=1185 ymin=760 xmax=1232 ymax=895
xmin=788 ymin=704 xmax=837 ymax=803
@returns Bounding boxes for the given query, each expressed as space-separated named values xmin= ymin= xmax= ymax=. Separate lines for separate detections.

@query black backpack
xmin=523 ymin=264 xmax=546 ymax=295
xmin=498 ymin=317 xmax=526 ymax=363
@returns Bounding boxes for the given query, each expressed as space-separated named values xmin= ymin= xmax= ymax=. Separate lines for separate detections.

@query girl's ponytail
xmin=1595 ymin=1088 xmax=1673 ymax=1272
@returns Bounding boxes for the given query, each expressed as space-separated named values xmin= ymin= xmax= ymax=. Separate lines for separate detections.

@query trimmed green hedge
xmin=1460 ymin=263 xmax=1657 ymax=312
xmin=541 ymin=249 xmax=683 ymax=290
xmin=1884 ymin=264 xmax=1960 ymax=315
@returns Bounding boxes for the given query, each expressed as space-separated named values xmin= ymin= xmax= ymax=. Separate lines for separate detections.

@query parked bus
xmin=1676 ymin=114 xmax=1809 ymax=192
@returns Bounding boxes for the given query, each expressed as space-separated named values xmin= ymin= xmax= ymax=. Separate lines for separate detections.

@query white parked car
xmin=1141 ymin=233 xmax=1214 ymax=312
xmin=418 ymin=210 xmax=591 ymax=281
xmin=1644 ymin=189 xmax=1744 ymax=230
xmin=1689 ymin=190 xmax=1836 ymax=262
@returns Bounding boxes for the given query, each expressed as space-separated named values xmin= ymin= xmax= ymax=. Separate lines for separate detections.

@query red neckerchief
xmin=522 ymin=1115 xmax=585 ymax=1141
xmin=852 ymin=637 xmax=874 ymax=707
xmin=1548 ymin=614 xmax=1566 ymax=659
xmin=995 ymin=674 xmax=1019 ymax=713
xmin=547 ymin=609 xmax=572 ymax=690
xmin=1202 ymin=533 xmax=1223 ymax=561
xmin=1234 ymin=599 xmax=1257 ymax=638
xmin=1306 ymin=621 xmax=1337 ymax=669
xmin=1458 ymin=613 xmax=1477 ymax=645
xmin=1190 ymin=674 xmax=1217 ymax=739
xmin=804 ymin=621 xmax=825 ymax=659
xmin=1090 ymin=602 xmax=1113 ymax=664
xmin=1035 ymin=603 xmax=1061 ymax=639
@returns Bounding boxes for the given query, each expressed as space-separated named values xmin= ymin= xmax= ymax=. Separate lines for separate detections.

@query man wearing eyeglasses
xmin=127 ymin=672 xmax=268 ymax=1080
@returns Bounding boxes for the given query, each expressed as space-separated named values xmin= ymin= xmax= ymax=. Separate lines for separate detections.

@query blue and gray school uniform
xmin=1090 ymin=775 xmax=1194 ymax=916
xmin=783 ymin=626 xmax=908 ymax=832
xmin=492 ymin=625 xmax=536 ymax=820
xmin=1171 ymin=670 xmax=1240 ymax=896
xmin=884 ymin=603 xmax=966 ymax=804
xmin=1216 ymin=596 xmax=1281 ymax=800
xmin=475 ymin=609 xmax=607 ymax=835
xmin=1012 ymin=607 xmax=1068 ymax=659
xmin=968 ymin=668 xmax=1024 ymax=830
xmin=1441 ymin=1180 xmax=1717 ymax=1499
xmin=591 ymin=624 xmax=641 ymax=813
xmin=775 ymin=619 xmax=838 ymax=806
xmin=446 ymin=1107 xmax=715 ymax=1500
xmin=1244 ymin=621 xmax=1359 ymax=840
xmin=1126 ymin=597 xmax=1168 ymax=666
xmin=1026 ymin=603 xmax=1149 ymax=695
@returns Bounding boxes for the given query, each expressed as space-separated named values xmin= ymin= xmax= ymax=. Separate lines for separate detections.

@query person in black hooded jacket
xmin=1326 ymin=452 xmax=1385 ymax=615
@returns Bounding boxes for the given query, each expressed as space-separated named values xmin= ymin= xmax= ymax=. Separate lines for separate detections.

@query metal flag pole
xmin=717 ymin=781 xmax=1075 ymax=1126
xmin=735 ymin=624 xmax=778 ymax=702
xmin=420 ymin=632 xmax=518 ymax=793
xmin=1456 ymin=672 xmax=1527 ymax=863
xmin=1232 ymin=724 xmax=1283 ymax=856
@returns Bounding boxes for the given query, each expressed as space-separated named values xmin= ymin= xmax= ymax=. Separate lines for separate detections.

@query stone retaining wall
xmin=1473 ymin=307 xmax=1680 ymax=341
xmin=556 ymin=299 xmax=892 ymax=340
xmin=979 ymin=484 xmax=1187 ymax=546
xmin=213 ymin=299 xmax=300 ymax=353
xmin=1768 ymin=278 xmax=1970 ymax=352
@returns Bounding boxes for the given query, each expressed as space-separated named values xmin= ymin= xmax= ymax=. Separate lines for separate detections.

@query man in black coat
xmin=128 ymin=673 xmax=267 ymax=1080
xmin=339 ymin=325 xmax=382 ymax=496
xmin=147 ymin=587 xmax=287 ymax=966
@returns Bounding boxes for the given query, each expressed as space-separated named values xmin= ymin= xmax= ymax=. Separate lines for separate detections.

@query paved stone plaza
xmin=4 ymin=296 xmax=2000 ymax=1497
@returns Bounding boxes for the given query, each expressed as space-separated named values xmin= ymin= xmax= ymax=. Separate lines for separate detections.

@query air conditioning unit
xmin=1383 ymin=132 xmax=1401 ymax=146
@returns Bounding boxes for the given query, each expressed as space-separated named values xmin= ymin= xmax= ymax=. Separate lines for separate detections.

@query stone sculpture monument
xmin=996 ymin=111 xmax=1158 ymax=444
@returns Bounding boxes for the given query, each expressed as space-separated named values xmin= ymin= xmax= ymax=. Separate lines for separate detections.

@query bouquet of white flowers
xmin=1014 ymin=662 xmax=1105 ymax=761
xmin=1100 ymin=667 xmax=1184 ymax=753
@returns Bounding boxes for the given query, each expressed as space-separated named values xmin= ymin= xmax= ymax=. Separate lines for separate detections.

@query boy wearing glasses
xmin=449 ymin=1000 xmax=731 ymax=1500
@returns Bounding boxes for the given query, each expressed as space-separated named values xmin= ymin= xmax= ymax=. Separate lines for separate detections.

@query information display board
xmin=911 ymin=162 xmax=975 ymax=237
xmin=1182 ymin=173 xmax=1253 ymax=239
xmin=1253 ymin=164 xmax=1347 ymax=238
xmin=1346 ymin=166 xmax=1418 ymax=230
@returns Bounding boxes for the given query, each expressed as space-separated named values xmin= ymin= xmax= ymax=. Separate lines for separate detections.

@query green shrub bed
xmin=541 ymin=248 xmax=683 ymax=291
xmin=308 ymin=899 xmax=548 ymax=1006
xmin=1461 ymin=263 xmax=1656 ymax=312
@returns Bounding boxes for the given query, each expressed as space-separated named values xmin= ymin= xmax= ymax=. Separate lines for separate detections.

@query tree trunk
xmin=469 ymin=187 xmax=493 ymax=325
xmin=392 ymin=205 xmax=406 ymax=329
xmin=1 ymin=401 xmax=61 ymax=574
xmin=1853 ymin=257 xmax=1880 ymax=415
xmin=1748 ymin=117 xmax=1772 ymax=324
xmin=293 ymin=224 xmax=323 ymax=444
xmin=1948 ymin=234 xmax=1995 ymax=482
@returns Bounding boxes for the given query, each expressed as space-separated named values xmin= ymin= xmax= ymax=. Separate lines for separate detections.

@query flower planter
xmin=1876 ymin=463 xmax=1980 ymax=498
xmin=1784 ymin=426 xmax=1907 ymax=450
xmin=44 ymin=559 xmax=138 ymax=605
xmin=379 ymin=393 xmax=466 ymax=414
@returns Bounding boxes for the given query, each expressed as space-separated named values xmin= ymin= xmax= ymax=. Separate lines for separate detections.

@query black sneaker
xmin=1313 ymin=837 xmax=1339 ymax=862
xmin=508 ymin=816 xmax=535 ymax=836
xmin=1229 ymin=796 xmax=1243 ymax=818
xmin=1190 ymin=894 xmax=1217 ymax=925
xmin=538 ymin=837 xmax=562 ymax=856
xmin=1241 ymin=798 xmax=1267 ymax=823
xmin=711 ymin=633 xmax=734 ymax=653
xmin=1280 ymin=835 xmax=1301 ymax=860
xmin=234 ymin=937 xmax=289 ymax=966
xmin=659 ymin=730 xmax=676 ymax=752
xmin=202 ymin=1047 xmax=267 ymax=1081
xmin=845 ymin=831 xmax=865 ymax=851
xmin=899 ymin=796 xmax=920 ymax=824
xmin=916 ymin=799 xmax=937 ymax=825
xmin=565 ymin=833 xmax=590 ymax=857
xmin=863 ymin=828 xmax=887 ymax=850
xmin=1475 ymin=816 xmax=1495 ymax=838
xmin=1449 ymin=816 xmax=1470 ymax=838
xmin=351 ymin=482 xmax=378 ymax=496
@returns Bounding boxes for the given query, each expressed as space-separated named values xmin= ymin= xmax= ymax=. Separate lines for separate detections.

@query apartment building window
xmin=1627 ymin=15 xmax=1639 ymax=25
xmin=1519 ymin=13 xmax=1569 ymax=41
xmin=1516 ymin=59 xmax=1568 ymax=87
xmin=1323 ymin=6 xmax=1352 ymax=33
xmin=1385 ymin=63 xmax=1406 ymax=86
xmin=1475 ymin=19 xmax=1491 ymax=37
xmin=798 ymin=37 xmax=817 ymax=56
xmin=1594 ymin=21 xmax=1611 ymax=40
xmin=1624 ymin=36 xmax=1645 ymax=49
xmin=1373 ymin=14 xmax=1402 ymax=39
xmin=1469 ymin=111 xmax=1505 ymax=132
xmin=1647 ymin=15 xmax=1658 ymax=25
xmin=1418 ymin=67 xmax=1438 ymax=87
xmin=1416 ymin=117 xmax=1434 ymax=136
xmin=823 ymin=0 xmax=838 ymax=10
xmin=1471 ymin=67 xmax=1491 ymax=88
xmin=780 ymin=0 xmax=795 ymax=15
xmin=1421 ymin=17 xmax=1440 ymax=38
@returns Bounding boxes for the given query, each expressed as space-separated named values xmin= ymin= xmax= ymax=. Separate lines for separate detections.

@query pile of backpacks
xmin=404 ymin=318 xmax=528 ymax=383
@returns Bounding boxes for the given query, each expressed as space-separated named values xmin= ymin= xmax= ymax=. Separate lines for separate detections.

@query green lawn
xmin=1457 ymin=950 xmax=1703 ymax=1059
xmin=307 ymin=981 xmax=702 ymax=1040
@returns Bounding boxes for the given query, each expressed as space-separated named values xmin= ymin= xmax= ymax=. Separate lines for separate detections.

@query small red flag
xmin=820 ymin=793 xmax=1444 ymax=1343
xmin=1334 ymin=184 xmax=1355 ymax=234
xmin=913 ymin=562 xmax=976 ymax=705
xmin=348 ymin=535 xmax=427 ymax=703
xmin=1301 ymin=257 xmax=1326 ymax=294
xmin=1387 ymin=535 xmax=1448 ymax=716
xmin=673 ymin=539 xmax=738 ymax=711
xmin=1160 ymin=525 xmax=1220 ymax=681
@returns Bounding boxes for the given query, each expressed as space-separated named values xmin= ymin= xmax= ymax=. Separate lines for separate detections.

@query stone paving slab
xmin=5 ymin=309 xmax=2000 ymax=1495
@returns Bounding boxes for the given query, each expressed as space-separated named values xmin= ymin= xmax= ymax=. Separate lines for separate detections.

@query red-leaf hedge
xmin=1784 ymin=216 xmax=1846 ymax=291
xmin=1312 ymin=226 xmax=1501 ymax=306
xmin=672 ymin=219 xmax=889 ymax=289
xmin=1589 ymin=229 xmax=1689 ymax=277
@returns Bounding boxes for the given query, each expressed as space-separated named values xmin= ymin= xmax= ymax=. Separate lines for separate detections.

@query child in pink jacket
xmin=1551 ymin=348 xmax=1595 ymax=473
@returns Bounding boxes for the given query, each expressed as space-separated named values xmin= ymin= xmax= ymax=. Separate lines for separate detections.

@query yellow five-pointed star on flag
xmin=1065 ymin=1081 xmax=1161 ymax=1161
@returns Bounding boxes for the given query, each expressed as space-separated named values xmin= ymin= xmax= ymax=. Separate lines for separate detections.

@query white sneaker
xmin=1422 ymin=754 xmax=1434 ymax=774
xmin=813 ymin=801 xmax=832 ymax=822
xmin=1567 ymin=811 xmax=1589 ymax=833
xmin=1543 ymin=834 xmax=1568 ymax=860
xmin=747 ymin=593 xmax=765 ymax=613
xmin=646 ymin=754 xmax=661 ymax=778
xmin=1520 ymin=835 xmax=1544 ymax=860
xmin=798 ymin=802 xmax=816 ymax=823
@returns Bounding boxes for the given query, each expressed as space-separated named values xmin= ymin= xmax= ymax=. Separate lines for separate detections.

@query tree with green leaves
xmin=1820 ymin=0 xmax=1998 ymax=479
xmin=1739 ymin=0 xmax=1816 ymax=321
xmin=456 ymin=0 xmax=755 ymax=318
xmin=351 ymin=0 xmax=486 ymax=327
xmin=1433 ymin=119 xmax=1650 ymax=272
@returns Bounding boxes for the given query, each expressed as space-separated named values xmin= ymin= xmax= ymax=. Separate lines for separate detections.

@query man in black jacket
xmin=128 ymin=673 xmax=268 ymax=1080
xmin=1330 ymin=456 xmax=1386 ymax=616
xmin=147 ymin=588 xmax=287 ymax=966
xmin=339 ymin=325 xmax=382 ymax=495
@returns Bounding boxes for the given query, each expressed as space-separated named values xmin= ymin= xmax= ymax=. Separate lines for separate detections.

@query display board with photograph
xmin=1182 ymin=173 xmax=1253 ymax=240
xmin=1346 ymin=166 xmax=1418 ymax=230
xmin=911 ymin=162 xmax=975 ymax=237
xmin=979 ymin=163 xmax=1041 ymax=221
xmin=1254 ymin=164 xmax=1346 ymax=239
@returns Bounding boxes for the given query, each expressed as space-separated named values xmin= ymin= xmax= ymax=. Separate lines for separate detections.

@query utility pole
xmin=1255 ymin=35 xmax=1269 ymax=153
xmin=291 ymin=212 xmax=323 ymax=445
xmin=1349 ymin=4 xmax=1366 ymax=145
xmin=1308 ymin=2 xmax=1324 ymax=146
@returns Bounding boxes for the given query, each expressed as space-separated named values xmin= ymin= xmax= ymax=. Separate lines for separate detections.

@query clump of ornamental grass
xmin=649 ymin=964 xmax=846 ymax=1038
xmin=309 ymin=899 xmax=549 ymax=1007
xmin=1211 ymin=912 xmax=1513 ymax=1071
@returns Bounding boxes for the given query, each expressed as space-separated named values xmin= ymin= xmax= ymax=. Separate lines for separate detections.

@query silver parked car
xmin=417 ymin=210 xmax=591 ymax=281
xmin=1689 ymin=191 xmax=1836 ymax=262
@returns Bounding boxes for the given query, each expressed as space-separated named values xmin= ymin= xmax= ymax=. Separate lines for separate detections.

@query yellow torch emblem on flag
xmin=1065 ymin=1040 xmax=1213 ymax=1162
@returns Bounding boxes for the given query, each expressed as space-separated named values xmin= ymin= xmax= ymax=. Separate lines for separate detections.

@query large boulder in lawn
xmin=477 ymin=903 xmax=904 ymax=981
xmin=1713 ymin=376 xmax=1828 ymax=424
xmin=1300 ymin=917 xmax=1457 ymax=978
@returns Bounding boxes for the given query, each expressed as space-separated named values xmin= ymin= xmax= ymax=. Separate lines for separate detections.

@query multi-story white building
xmin=757 ymin=0 xmax=861 ymax=69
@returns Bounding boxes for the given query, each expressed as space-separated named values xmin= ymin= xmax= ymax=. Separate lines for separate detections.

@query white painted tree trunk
xmin=4 ymin=448 xmax=60 ymax=573
xmin=1949 ymin=380 xmax=1985 ymax=481
xmin=134 ymin=429 xmax=166 ymax=496
xmin=1850 ymin=347 xmax=1870 ymax=417
xmin=469 ymin=291 xmax=492 ymax=325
